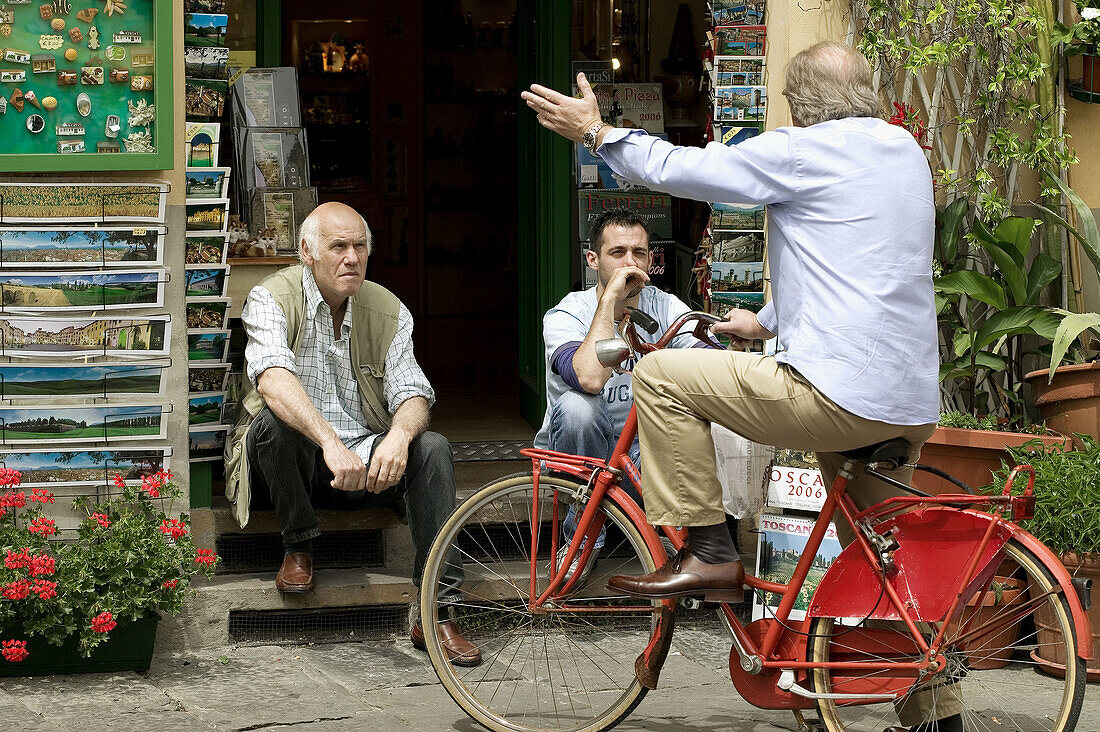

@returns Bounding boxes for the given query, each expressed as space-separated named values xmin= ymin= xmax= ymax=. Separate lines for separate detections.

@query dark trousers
xmin=246 ymin=407 xmax=464 ymax=602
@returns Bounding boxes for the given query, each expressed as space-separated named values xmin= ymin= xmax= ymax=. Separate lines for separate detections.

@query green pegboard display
xmin=0 ymin=0 xmax=172 ymax=171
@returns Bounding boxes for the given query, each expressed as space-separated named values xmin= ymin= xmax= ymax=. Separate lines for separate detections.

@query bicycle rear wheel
xmin=808 ymin=538 xmax=1086 ymax=732
xmin=419 ymin=473 xmax=662 ymax=732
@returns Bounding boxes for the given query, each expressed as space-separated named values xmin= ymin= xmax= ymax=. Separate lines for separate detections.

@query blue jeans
xmin=547 ymin=391 xmax=642 ymax=550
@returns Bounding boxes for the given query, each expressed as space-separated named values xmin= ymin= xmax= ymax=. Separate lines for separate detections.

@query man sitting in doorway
xmin=534 ymin=207 xmax=708 ymax=584
xmin=226 ymin=201 xmax=480 ymax=667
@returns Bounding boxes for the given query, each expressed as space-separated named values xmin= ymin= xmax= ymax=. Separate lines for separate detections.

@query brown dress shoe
xmin=275 ymin=552 xmax=315 ymax=593
xmin=411 ymin=620 xmax=482 ymax=667
xmin=607 ymin=549 xmax=744 ymax=602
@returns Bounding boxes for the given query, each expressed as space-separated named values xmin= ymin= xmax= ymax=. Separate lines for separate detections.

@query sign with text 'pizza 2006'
xmin=766 ymin=465 xmax=827 ymax=512
xmin=577 ymin=190 xmax=672 ymax=241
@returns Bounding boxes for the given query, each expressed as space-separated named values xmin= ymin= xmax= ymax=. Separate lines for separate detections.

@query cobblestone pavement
xmin=0 ymin=623 xmax=1095 ymax=731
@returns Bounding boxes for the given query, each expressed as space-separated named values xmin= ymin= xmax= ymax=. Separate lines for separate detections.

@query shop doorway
xmin=272 ymin=0 xmax=526 ymax=438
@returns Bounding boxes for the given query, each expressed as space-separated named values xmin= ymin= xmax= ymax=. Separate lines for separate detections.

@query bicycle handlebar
xmin=622 ymin=309 xmax=726 ymax=357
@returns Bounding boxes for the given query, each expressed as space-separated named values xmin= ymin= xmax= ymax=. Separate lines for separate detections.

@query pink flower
xmin=31 ymin=579 xmax=57 ymax=600
xmin=89 ymin=512 xmax=110 ymax=529
xmin=90 ymin=612 xmax=116 ymax=633
xmin=1 ymin=580 xmax=30 ymax=600
xmin=27 ymin=517 xmax=58 ymax=537
xmin=1 ymin=640 xmax=28 ymax=662
xmin=30 ymin=488 xmax=54 ymax=504
xmin=158 ymin=518 xmax=188 ymax=539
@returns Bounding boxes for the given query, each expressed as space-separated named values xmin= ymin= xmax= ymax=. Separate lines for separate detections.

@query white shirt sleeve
xmin=598 ymin=127 xmax=801 ymax=206
xmin=756 ymin=299 xmax=778 ymax=335
xmin=242 ymin=286 xmax=297 ymax=387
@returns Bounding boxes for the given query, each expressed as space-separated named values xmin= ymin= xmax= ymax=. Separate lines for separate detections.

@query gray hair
xmin=298 ymin=206 xmax=373 ymax=263
xmin=782 ymin=41 xmax=881 ymax=127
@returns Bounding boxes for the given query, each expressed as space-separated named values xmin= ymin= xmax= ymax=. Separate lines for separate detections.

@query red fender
xmin=807 ymin=507 xmax=1091 ymax=660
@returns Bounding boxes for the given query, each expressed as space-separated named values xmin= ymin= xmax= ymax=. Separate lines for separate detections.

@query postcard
xmin=0 ymin=316 xmax=171 ymax=357
xmin=753 ymin=514 xmax=840 ymax=622
xmin=187 ymin=329 xmax=230 ymax=362
xmin=712 ymin=2 xmax=766 ymax=27
xmin=188 ymin=424 xmax=229 ymax=462
xmin=184 ymin=0 xmax=225 ymax=12
xmin=183 ymin=45 xmax=228 ymax=80
xmin=0 ymin=269 xmax=165 ymax=313
xmin=711 ymin=230 xmax=765 ymax=262
xmin=185 ymin=232 xmax=229 ymax=265
xmin=711 ymin=202 xmax=765 ymax=231
xmin=0 ymin=182 xmax=167 ymax=223
xmin=0 ymin=226 xmax=166 ymax=268
xmin=0 ymin=403 xmax=167 ymax=445
xmin=185 ymin=199 xmax=229 ymax=232
xmin=185 ymin=296 xmax=230 ymax=329
xmin=185 ymin=167 xmax=232 ymax=200
xmin=715 ymin=85 xmax=767 ymax=123
xmin=184 ymin=13 xmax=228 ymax=47
xmin=185 ymin=77 xmax=227 ymax=118
xmin=185 ymin=122 xmax=221 ymax=167
xmin=188 ymin=363 xmax=230 ymax=393
xmin=711 ymin=290 xmax=765 ymax=316
xmin=713 ymin=124 xmax=762 ymax=147
xmin=714 ymin=56 xmax=765 ymax=86
xmin=0 ymin=362 xmax=168 ymax=399
xmin=188 ymin=392 xmax=225 ymax=426
xmin=0 ymin=448 xmax=171 ymax=489
xmin=184 ymin=265 xmax=230 ymax=297
xmin=711 ymin=261 xmax=764 ymax=292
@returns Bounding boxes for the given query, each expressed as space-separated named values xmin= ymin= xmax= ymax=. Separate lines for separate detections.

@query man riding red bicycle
xmin=524 ymin=40 xmax=949 ymax=731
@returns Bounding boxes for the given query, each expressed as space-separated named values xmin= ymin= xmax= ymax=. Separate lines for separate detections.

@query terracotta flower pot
xmin=947 ymin=576 xmax=1027 ymax=670
xmin=1032 ymin=552 xmax=1100 ymax=682
xmin=913 ymin=426 xmax=1069 ymax=494
xmin=1024 ymin=362 xmax=1100 ymax=450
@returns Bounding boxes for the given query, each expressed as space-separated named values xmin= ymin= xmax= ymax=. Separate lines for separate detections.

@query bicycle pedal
xmin=703 ymin=589 xmax=744 ymax=604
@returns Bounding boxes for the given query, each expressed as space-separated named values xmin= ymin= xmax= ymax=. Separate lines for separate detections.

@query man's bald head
xmin=782 ymin=41 xmax=880 ymax=127
xmin=298 ymin=202 xmax=372 ymax=263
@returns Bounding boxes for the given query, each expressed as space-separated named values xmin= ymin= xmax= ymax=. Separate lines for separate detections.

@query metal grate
xmin=215 ymin=530 xmax=384 ymax=574
xmin=228 ymin=605 xmax=408 ymax=645
xmin=451 ymin=440 xmax=530 ymax=462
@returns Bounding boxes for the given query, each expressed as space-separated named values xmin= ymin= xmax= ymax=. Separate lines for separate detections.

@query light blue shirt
xmin=534 ymin=286 xmax=703 ymax=449
xmin=598 ymin=119 xmax=939 ymax=426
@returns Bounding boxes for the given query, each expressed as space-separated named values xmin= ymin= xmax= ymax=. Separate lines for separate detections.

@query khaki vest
xmin=223 ymin=265 xmax=401 ymax=528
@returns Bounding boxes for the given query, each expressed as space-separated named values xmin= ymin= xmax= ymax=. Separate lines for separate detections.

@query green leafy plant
xmin=0 ymin=468 xmax=218 ymax=662
xmin=994 ymin=434 xmax=1100 ymax=555
xmin=1052 ymin=1 xmax=1100 ymax=56
xmin=934 ymin=199 xmax=1061 ymax=422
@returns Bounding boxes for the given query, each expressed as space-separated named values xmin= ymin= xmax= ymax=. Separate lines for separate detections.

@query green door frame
xmin=517 ymin=0 xmax=574 ymax=427
xmin=257 ymin=0 xmax=283 ymax=66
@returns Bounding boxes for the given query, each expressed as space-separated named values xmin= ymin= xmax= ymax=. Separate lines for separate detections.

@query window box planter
xmin=913 ymin=426 xmax=1069 ymax=494
xmin=1024 ymin=361 xmax=1100 ymax=450
xmin=0 ymin=614 xmax=158 ymax=677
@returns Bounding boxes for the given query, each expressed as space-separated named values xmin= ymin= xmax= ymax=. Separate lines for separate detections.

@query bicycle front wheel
xmin=419 ymin=473 xmax=662 ymax=732
xmin=808 ymin=538 xmax=1086 ymax=732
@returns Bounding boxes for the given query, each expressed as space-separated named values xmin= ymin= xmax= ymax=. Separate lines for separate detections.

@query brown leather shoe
xmin=275 ymin=552 xmax=315 ymax=593
xmin=607 ymin=548 xmax=744 ymax=602
xmin=411 ymin=620 xmax=482 ymax=667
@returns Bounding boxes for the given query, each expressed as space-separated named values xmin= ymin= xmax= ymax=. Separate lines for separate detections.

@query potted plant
xmin=1053 ymin=2 xmax=1100 ymax=94
xmin=1025 ymin=174 xmax=1100 ymax=449
xmin=917 ymin=200 xmax=1069 ymax=492
xmin=995 ymin=436 xmax=1100 ymax=680
xmin=0 ymin=467 xmax=218 ymax=675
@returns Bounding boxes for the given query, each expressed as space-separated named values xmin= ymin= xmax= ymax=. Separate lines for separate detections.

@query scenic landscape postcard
xmin=185 ymin=233 xmax=229 ymax=265
xmin=185 ymin=167 xmax=232 ymax=200
xmin=753 ymin=514 xmax=841 ymax=622
xmin=188 ymin=424 xmax=229 ymax=462
xmin=0 ymin=270 xmax=164 ymax=313
xmin=188 ymin=363 xmax=230 ymax=393
xmin=184 ymin=266 xmax=230 ymax=298
xmin=711 ymin=230 xmax=765 ymax=262
xmin=186 ymin=297 xmax=231 ymax=330
xmin=187 ymin=330 xmax=230 ymax=362
xmin=0 ymin=227 xmax=166 ymax=268
xmin=0 ymin=362 xmax=167 ymax=399
xmin=0 ymin=316 xmax=170 ymax=357
xmin=188 ymin=393 xmax=226 ymax=426
xmin=0 ymin=182 xmax=167 ymax=223
xmin=0 ymin=404 xmax=166 ymax=445
xmin=0 ymin=448 xmax=171 ymax=489
xmin=711 ymin=261 xmax=765 ymax=292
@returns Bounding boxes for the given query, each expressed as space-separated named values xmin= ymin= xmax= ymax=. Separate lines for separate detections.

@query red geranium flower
xmin=31 ymin=579 xmax=57 ymax=600
xmin=194 ymin=549 xmax=217 ymax=566
xmin=1 ymin=640 xmax=28 ymax=663
xmin=0 ymin=468 xmax=21 ymax=487
xmin=158 ymin=518 xmax=188 ymax=539
xmin=30 ymin=488 xmax=54 ymax=504
xmin=5 ymin=548 xmax=30 ymax=570
xmin=162 ymin=579 xmax=178 ymax=589
xmin=0 ymin=491 xmax=26 ymax=509
xmin=90 ymin=611 xmax=117 ymax=633
xmin=1 ymin=580 xmax=31 ymax=601
xmin=89 ymin=512 xmax=110 ymax=529
xmin=112 ymin=473 xmax=126 ymax=490
xmin=27 ymin=517 xmax=58 ymax=537
xmin=28 ymin=553 xmax=55 ymax=577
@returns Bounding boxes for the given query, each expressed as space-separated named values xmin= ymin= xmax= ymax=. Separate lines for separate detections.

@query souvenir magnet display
xmin=75 ymin=6 xmax=97 ymax=22
xmin=26 ymin=113 xmax=44 ymax=132
xmin=75 ymin=90 xmax=89 ymax=114
xmin=23 ymin=89 xmax=38 ymax=107
xmin=104 ymin=113 xmax=119 ymax=137
xmin=41 ymin=95 xmax=55 ymax=109
xmin=86 ymin=24 xmax=98 ymax=49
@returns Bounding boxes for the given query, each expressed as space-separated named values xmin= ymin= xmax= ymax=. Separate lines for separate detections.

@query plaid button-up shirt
xmin=242 ymin=267 xmax=435 ymax=462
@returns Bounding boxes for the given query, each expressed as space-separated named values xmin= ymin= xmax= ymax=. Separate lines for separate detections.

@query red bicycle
xmin=420 ymin=310 xmax=1091 ymax=732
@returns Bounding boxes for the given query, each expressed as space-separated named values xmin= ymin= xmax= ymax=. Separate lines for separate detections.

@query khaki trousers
xmin=633 ymin=349 xmax=957 ymax=724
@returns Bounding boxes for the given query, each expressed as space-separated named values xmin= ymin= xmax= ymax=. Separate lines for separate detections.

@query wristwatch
xmin=582 ymin=121 xmax=606 ymax=151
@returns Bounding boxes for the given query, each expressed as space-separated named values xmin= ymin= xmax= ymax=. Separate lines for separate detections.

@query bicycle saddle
xmin=838 ymin=437 xmax=911 ymax=469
